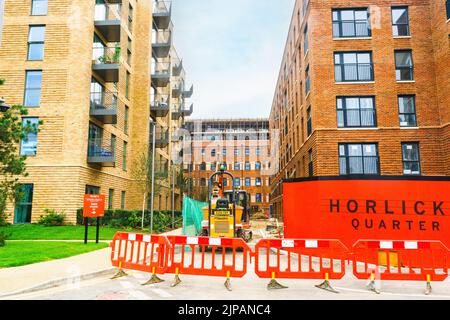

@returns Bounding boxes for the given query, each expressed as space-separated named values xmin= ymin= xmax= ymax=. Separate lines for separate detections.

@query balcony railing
xmin=172 ymin=59 xmax=183 ymax=77
xmin=172 ymin=81 xmax=183 ymax=97
xmin=150 ymin=94 xmax=170 ymax=117
xmin=153 ymin=1 xmax=172 ymax=29
xmin=172 ymin=105 xmax=182 ymax=119
xmin=88 ymin=137 xmax=116 ymax=166
xmin=152 ymin=28 xmax=172 ymax=58
xmin=90 ymin=90 xmax=119 ymax=124
xmin=181 ymin=103 xmax=193 ymax=116
xmin=92 ymin=46 xmax=121 ymax=82
xmin=94 ymin=1 xmax=121 ymax=42
xmin=182 ymin=85 xmax=193 ymax=98
xmin=154 ymin=160 xmax=169 ymax=178
xmin=150 ymin=126 xmax=169 ymax=148
xmin=151 ymin=62 xmax=171 ymax=87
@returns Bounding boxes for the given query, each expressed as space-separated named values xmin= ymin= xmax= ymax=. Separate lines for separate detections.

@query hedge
xmin=77 ymin=209 xmax=182 ymax=233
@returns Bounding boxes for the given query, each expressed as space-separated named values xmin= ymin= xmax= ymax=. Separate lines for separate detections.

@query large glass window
xmin=392 ymin=7 xmax=410 ymax=36
xmin=20 ymin=118 xmax=39 ymax=156
xmin=256 ymin=194 xmax=262 ymax=203
xmin=234 ymin=178 xmax=240 ymax=187
xmin=398 ymin=95 xmax=417 ymax=127
xmin=24 ymin=70 xmax=42 ymax=107
xmin=395 ymin=50 xmax=414 ymax=81
xmin=332 ymin=8 xmax=371 ymax=38
xmin=303 ymin=24 xmax=309 ymax=55
xmin=255 ymin=161 xmax=261 ymax=171
xmin=307 ymin=107 xmax=312 ymax=136
xmin=122 ymin=141 xmax=127 ymax=170
xmin=234 ymin=162 xmax=240 ymax=170
xmin=256 ymin=178 xmax=262 ymax=186
xmin=337 ymin=96 xmax=376 ymax=128
xmin=245 ymin=178 xmax=251 ymax=187
xmin=31 ymin=0 xmax=48 ymax=16
xmin=245 ymin=161 xmax=250 ymax=171
xmin=339 ymin=143 xmax=379 ymax=175
xmin=28 ymin=25 xmax=45 ymax=60
xmin=334 ymin=52 xmax=374 ymax=82
xmin=305 ymin=65 xmax=310 ymax=95
xmin=402 ymin=143 xmax=421 ymax=175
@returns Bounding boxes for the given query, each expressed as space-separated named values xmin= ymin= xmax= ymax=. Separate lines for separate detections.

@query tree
xmin=0 ymin=79 xmax=41 ymax=225
xmin=131 ymin=151 xmax=166 ymax=229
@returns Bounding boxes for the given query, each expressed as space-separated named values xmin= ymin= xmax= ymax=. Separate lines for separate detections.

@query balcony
xmin=182 ymin=85 xmax=193 ymax=98
xmin=150 ymin=94 xmax=170 ymax=117
xmin=87 ymin=137 xmax=116 ymax=167
xmin=150 ymin=126 xmax=169 ymax=148
xmin=94 ymin=1 xmax=122 ymax=42
xmin=172 ymin=104 xmax=182 ymax=120
xmin=151 ymin=62 xmax=171 ymax=87
xmin=90 ymin=90 xmax=119 ymax=124
xmin=152 ymin=28 xmax=172 ymax=58
xmin=153 ymin=1 xmax=172 ymax=29
xmin=92 ymin=46 xmax=121 ymax=82
xmin=172 ymin=59 xmax=183 ymax=77
xmin=172 ymin=81 xmax=183 ymax=98
xmin=181 ymin=103 xmax=193 ymax=117
xmin=154 ymin=160 xmax=169 ymax=179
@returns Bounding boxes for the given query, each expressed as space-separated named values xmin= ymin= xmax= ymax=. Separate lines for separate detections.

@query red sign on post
xmin=83 ymin=194 xmax=105 ymax=218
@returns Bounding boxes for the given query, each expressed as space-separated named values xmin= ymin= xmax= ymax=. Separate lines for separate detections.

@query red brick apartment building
xmin=269 ymin=0 xmax=450 ymax=219
xmin=183 ymin=119 xmax=271 ymax=215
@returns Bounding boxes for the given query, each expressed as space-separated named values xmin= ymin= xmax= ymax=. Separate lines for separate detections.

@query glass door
xmin=14 ymin=184 xmax=34 ymax=224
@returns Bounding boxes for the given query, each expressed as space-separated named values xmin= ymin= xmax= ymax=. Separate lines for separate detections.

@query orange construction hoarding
xmin=282 ymin=177 xmax=450 ymax=248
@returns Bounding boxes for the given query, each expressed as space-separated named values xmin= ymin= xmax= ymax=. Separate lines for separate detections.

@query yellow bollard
xmin=367 ymin=271 xmax=380 ymax=294
xmin=267 ymin=271 xmax=288 ymax=290
xmin=224 ymin=270 xmax=232 ymax=291
xmin=171 ymin=267 xmax=182 ymax=287
xmin=425 ymin=274 xmax=432 ymax=295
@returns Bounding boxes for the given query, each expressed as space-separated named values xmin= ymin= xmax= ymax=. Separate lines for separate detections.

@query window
xmin=305 ymin=65 xmax=310 ymax=95
xmin=24 ymin=70 xmax=42 ymax=107
xmin=85 ymin=185 xmax=100 ymax=195
xmin=14 ymin=184 xmax=34 ymax=224
xmin=339 ymin=143 xmax=379 ymax=175
xmin=303 ymin=24 xmax=309 ymax=55
xmin=308 ymin=149 xmax=313 ymax=177
xmin=200 ymin=178 xmax=206 ymax=187
xmin=307 ymin=107 xmax=312 ymax=136
xmin=121 ymin=191 xmax=126 ymax=209
xmin=395 ymin=50 xmax=414 ymax=81
xmin=334 ymin=52 xmax=373 ymax=82
xmin=447 ymin=1 xmax=450 ymax=20
xmin=128 ymin=4 xmax=134 ymax=33
xmin=20 ymin=118 xmax=39 ymax=156
xmin=211 ymin=162 xmax=216 ymax=171
xmin=223 ymin=178 xmax=228 ymax=187
xmin=211 ymin=149 xmax=216 ymax=157
xmin=256 ymin=147 xmax=261 ymax=156
xmin=245 ymin=148 xmax=250 ymax=156
xmin=256 ymin=193 xmax=262 ymax=203
xmin=234 ymin=178 xmax=240 ymax=187
xmin=127 ymin=37 xmax=132 ymax=66
xmin=256 ymin=178 xmax=262 ymax=186
xmin=122 ymin=141 xmax=127 ymax=170
xmin=28 ymin=26 xmax=45 ymax=60
xmin=402 ymin=143 xmax=421 ymax=175
xmin=255 ymin=161 xmax=261 ymax=171
xmin=245 ymin=161 xmax=250 ymax=171
xmin=31 ymin=0 xmax=47 ymax=16
xmin=234 ymin=148 xmax=239 ymax=156
xmin=234 ymin=162 xmax=240 ymax=170
xmin=108 ymin=189 xmax=114 ymax=210
xmin=392 ymin=7 xmax=410 ymax=36
xmin=124 ymin=106 xmax=129 ymax=134
xmin=222 ymin=148 xmax=226 ymax=156
xmin=398 ymin=95 xmax=417 ymax=127
xmin=125 ymin=71 xmax=131 ymax=99
xmin=245 ymin=178 xmax=251 ymax=187
xmin=200 ymin=162 xmax=206 ymax=171
xmin=201 ymin=148 xmax=205 ymax=156
xmin=332 ymin=8 xmax=371 ymax=38
xmin=337 ymin=96 xmax=376 ymax=128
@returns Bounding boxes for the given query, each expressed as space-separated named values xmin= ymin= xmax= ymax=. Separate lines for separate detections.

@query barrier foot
xmin=425 ymin=275 xmax=432 ymax=295
xmin=367 ymin=280 xmax=380 ymax=294
xmin=224 ymin=271 xmax=232 ymax=291
xmin=267 ymin=279 xmax=288 ymax=290
xmin=142 ymin=273 xmax=165 ymax=286
xmin=111 ymin=262 xmax=128 ymax=279
xmin=171 ymin=274 xmax=182 ymax=288
xmin=315 ymin=280 xmax=339 ymax=294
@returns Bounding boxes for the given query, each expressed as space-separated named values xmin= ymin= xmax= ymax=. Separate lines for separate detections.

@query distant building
xmin=184 ymin=119 xmax=271 ymax=215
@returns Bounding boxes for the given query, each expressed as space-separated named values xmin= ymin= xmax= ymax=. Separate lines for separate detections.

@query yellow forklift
xmin=201 ymin=164 xmax=252 ymax=242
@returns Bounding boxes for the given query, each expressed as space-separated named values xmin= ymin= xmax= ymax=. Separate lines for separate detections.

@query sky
xmin=172 ymin=0 xmax=296 ymax=119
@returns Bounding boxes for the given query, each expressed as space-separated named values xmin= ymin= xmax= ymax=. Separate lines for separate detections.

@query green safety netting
xmin=182 ymin=196 xmax=208 ymax=236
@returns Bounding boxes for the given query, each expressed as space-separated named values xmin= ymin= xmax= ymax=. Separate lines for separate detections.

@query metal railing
xmin=153 ymin=1 xmax=172 ymax=15
xmin=88 ymin=138 xmax=116 ymax=158
xmin=92 ymin=46 xmax=121 ymax=65
xmin=94 ymin=2 xmax=121 ymax=21
xmin=90 ymin=90 xmax=118 ymax=111
xmin=150 ymin=94 xmax=170 ymax=108
xmin=152 ymin=29 xmax=172 ymax=45
xmin=151 ymin=62 xmax=171 ymax=76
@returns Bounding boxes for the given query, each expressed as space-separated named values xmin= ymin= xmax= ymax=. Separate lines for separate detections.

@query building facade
xmin=269 ymin=0 xmax=450 ymax=219
xmin=184 ymin=119 xmax=271 ymax=215
xmin=0 ymin=0 xmax=193 ymax=224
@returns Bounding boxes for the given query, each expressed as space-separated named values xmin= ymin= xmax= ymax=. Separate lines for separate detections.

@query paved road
xmin=5 ymin=246 xmax=450 ymax=300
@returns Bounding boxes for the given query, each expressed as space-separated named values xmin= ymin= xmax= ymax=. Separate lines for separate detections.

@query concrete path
xmin=0 ymin=228 xmax=182 ymax=297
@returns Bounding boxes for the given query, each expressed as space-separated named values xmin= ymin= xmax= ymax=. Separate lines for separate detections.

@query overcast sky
xmin=172 ymin=0 xmax=295 ymax=119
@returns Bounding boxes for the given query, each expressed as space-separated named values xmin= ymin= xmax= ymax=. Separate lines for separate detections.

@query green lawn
xmin=0 ymin=241 xmax=109 ymax=268
xmin=0 ymin=224 xmax=131 ymax=241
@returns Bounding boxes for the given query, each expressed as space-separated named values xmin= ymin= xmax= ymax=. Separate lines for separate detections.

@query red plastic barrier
xmin=110 ymin=232 xmax=171 ymax=274
xmin=352 ymin=240 xmax=449 ymax=282
xmin=254 ymin=238 xmax=348 ymax=280
xmin=165 ymin=235 xmax=251 ymax=278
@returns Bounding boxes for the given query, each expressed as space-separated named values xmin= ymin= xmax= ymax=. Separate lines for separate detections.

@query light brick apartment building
xmin=269 ymin=0 xmax=450 ymax=219
xmin=184 ymin=119 xmax=271 ymax=215
xmin=0 ymin=0 xmax=193 ymax=224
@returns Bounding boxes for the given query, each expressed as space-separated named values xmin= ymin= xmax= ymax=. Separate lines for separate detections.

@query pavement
xmin=0 ymin=228 xmax=182 ymax=298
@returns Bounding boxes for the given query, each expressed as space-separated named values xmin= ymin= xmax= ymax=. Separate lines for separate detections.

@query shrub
xmin=38 ymin=209 xmax=66 ymax=226
xmin=0 ymin=231 xmax=11 ymax=247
